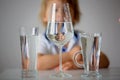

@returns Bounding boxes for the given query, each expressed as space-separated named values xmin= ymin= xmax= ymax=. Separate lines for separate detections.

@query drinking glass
xmin=46 ymin=3 xmax=74 ymax=78
xmin=73 ymin=33 xmax=102 ymax=78
xmin=19 ymin=27 xmax=40 ymax=79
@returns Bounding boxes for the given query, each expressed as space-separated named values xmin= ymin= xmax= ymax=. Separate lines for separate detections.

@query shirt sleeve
xmin=36 ymin=34 xmax=49 ymax=54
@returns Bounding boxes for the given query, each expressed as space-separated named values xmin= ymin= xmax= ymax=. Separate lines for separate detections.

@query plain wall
xmin=0 ymin=0 xmax=120 ymax=72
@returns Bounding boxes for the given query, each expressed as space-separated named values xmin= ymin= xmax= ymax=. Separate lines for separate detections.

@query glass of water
xmin=46 ymin=3 xmax=74 ymax=79
xmin=19 ymin=27 xmax=40 ymax=79
xmin=73 ymin=33 xmax=102 ymax=78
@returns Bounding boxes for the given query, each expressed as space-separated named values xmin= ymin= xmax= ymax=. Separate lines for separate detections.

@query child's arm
xmin=53 ymin=52 xmax=110 ymax=70
xmin=99 ymin=52 xmax=110 ymax=68
xmin=37 ymin=45 xmax=81 ymax=70
xmin=37 ymin=53 xmax=70 ymax=70
xmin=54 ymin=60 xmax=83 ymax=71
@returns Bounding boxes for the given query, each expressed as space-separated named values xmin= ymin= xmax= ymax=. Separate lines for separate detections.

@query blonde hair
xmin=39 ymin=0 xmax=81 ymax=27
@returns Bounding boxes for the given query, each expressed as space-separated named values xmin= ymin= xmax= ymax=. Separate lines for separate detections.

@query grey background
xmin=0 ymin=0 xmax=120 ymax=72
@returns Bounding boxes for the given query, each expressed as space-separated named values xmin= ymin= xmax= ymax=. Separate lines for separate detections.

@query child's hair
xmin=39 ymin=0 xmax=81 ymax=27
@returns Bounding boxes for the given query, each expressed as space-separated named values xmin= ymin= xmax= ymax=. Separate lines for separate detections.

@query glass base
xmin=49 ymin=71 xmax=72 ymax=79
xmin=22 ymin=70 xmax=38 ymax=79
xmin=81 ymin=72 xmax=102 ymax=78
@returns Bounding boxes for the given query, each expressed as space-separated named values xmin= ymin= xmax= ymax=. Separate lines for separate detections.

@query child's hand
xmin=54 ymin=61 xmax=83 ymax=71
xmin=54 ymin=61 xmax=76 ymax=71
xmin=69 ymin=45 xmax=81 ymax=60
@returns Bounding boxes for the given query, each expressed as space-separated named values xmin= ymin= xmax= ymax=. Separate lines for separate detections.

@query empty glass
xmin=73 ymin=33 xmax=102 ymax=78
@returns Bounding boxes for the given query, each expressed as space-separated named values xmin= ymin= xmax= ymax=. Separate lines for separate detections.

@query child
xmin=37 ymin=0 xmax=109 ymax=70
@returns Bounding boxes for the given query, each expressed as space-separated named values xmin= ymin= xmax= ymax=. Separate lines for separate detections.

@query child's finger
xmin=54 ymin=66 xmax=59 ymax=71
xmin=62 ymin=62 xmax=72 ymax=70
xmin=63 ymin=66 xmax=69 ymax=71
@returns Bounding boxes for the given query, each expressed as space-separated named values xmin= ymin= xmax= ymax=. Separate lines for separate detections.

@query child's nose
xmin=56 ymin=11 xmax=64 ymax=22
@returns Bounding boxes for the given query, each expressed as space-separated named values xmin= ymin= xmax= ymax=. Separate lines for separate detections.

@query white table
xmin=0 ymin=68 xmax=120 ymax=80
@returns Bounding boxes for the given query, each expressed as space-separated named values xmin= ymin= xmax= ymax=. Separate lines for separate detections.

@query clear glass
xmin=19 ymin=27 xmax=40 ymax=79
xmin=46 ymin=3 xmax=73 ymax=79
xmin=87 ymin=33 xmax=102 ymax=78
xmin=73 ymin=33 xmax=102 ymax=78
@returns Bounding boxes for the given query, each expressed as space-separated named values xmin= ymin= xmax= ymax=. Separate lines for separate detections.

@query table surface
xmin=0 ymin=68 xmax=120 ymax=80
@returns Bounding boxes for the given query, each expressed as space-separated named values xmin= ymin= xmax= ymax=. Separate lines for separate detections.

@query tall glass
xmin=46 ymin=3 xmax=74 ymax=78
xmin=73 ymin=33 xmax=102 ymax=78
xmin=19 ymin=27 xmax=40 ymax=79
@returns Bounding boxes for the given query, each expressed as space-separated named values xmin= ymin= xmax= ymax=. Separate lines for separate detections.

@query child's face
xmin=44 ymin=0 xmax=68 ymax=23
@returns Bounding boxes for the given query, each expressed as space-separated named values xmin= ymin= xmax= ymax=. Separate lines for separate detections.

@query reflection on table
xmin=0 ymin=68 xmax=120 ymax=80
